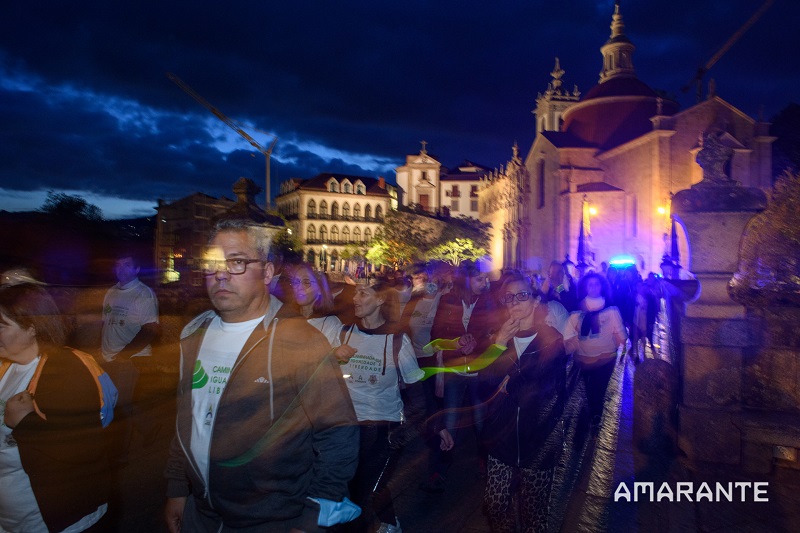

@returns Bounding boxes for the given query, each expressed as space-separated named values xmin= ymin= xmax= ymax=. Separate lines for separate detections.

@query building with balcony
xmin=275 ymin=173 xmax=396 ymax=272
xmin=395 ymin=144 xmax=488 ymax=220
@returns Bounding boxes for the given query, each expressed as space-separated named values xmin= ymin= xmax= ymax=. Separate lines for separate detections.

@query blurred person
xmin=332 ymin=279 xmax=426 ymax=533
xmin=284 ymin=262 xmax=342 ymax=343
xmin=0 ymin=283 xmax=110 ymax=532
xmin=423 ymin=259 xmax=497 ymax=489
xmin=541 ymin=260 xmax=579 ymax=312
xmin=397 ymin=265 xmax=449 ymax=467
xmin=163 ymin=219 xmax=359 ymax=533
xmin=101 ymin=251 xmax=160 ymax=462
xmin=563 ymin=272 xmax=627 ymax=432
xmin=482 ymin=273 xmax=567 ymax=533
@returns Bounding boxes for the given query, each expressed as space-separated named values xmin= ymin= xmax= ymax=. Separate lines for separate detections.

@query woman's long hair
xmin=283 ymin=262 xmax=335 ymax=317
xmin=576 ymin=272 xmax=614 ymax=305
xmin=0 ymin=283 xmax=67 ymax=352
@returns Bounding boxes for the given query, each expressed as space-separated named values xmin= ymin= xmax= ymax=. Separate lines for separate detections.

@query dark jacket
xmin=544 ymin=275 xmax=579 ymax=313
xmin=11 ymin=347 xmax=110 ymax=532
xmin=481 ymin=313 xmax=567 ymax=470
xmin=164 ymin=298 xmax=359 ymax=532
xmin=430 ymin=291 xmax=498 ymax=367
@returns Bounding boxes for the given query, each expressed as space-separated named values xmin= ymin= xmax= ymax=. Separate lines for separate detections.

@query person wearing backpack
xmin=331 ymin=278 xmax=425 ymax=533
xmin=0 ymin=283 xmax=111 ymax=533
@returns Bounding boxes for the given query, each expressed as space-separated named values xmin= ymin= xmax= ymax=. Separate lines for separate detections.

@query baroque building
xmin=395 ymin=142 xmax=488 ymax=219
xmin=481 ymin=3 xmax=774 ymax=275
xmin=275 ymin=173 xmax=396 ymax=272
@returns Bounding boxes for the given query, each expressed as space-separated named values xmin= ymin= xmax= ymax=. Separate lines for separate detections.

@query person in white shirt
xmin=563 ymin=272 xmax=627 ymax=432
xmin=332 ymin=279 xmax=425 ymax=533
xmin=101 ymin=252 xmax=160 ymax=461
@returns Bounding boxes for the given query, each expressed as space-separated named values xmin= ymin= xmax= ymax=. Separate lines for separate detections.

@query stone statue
xmin=694 ymin=130 xmax=737 ymax=187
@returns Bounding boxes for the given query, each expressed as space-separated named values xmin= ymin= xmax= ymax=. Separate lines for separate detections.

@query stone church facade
xmin=480 ymin=3 xmax=774 ymax=275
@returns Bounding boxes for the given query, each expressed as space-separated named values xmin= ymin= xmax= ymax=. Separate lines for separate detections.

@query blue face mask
xmin=425 ymin=282 xmax=438 ymax=295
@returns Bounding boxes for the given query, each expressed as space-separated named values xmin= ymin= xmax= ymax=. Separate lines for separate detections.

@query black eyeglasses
xmin=201 ymin=258 xmax=263 ymax=276
xmin=500 ymin=291 xmax=533 ymax=304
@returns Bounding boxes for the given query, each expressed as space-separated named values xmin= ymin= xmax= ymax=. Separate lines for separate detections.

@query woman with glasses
xmin=481 ymin=272 xmax=567 ymax=533
xmin=563 ymin=272 xmax=627 ymax=433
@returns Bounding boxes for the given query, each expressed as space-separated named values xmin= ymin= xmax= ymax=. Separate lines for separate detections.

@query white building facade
xmin=275 ymin=173 xmax=395 ymax=272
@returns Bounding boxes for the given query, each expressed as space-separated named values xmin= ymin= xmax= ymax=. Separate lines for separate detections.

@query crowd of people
xmin=0 ymin=217 xmax=675 ymax=533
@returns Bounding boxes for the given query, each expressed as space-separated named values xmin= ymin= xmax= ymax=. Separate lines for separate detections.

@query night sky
xmin=1 ymin=0 xmax=798 ymax=219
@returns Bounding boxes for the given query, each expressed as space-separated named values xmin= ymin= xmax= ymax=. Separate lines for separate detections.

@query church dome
xmin=559 ymin=3 xmax=680 ymax=150
xmin=583 ymin=76 xmax=657 ymax=100
xmin=561 ymin=81 xmax=679 ymax=150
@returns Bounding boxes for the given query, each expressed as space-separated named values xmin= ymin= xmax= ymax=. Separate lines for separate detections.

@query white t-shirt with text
xmin=190 ymin=315 xmax=263 ymax=486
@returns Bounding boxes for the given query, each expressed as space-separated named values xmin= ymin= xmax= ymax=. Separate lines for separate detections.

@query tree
xmin=271 ymin=227 xmax=303 ymax=264
xmin=427 ymin=238 xmax=488 ymax=267
xmin=40 ymin=192 xmax=103 ymax=221
xmin=365 ymin=238 xmax=416 ymax=268
xmin=438 ymin=215 xmax=492 ymax=250
xmin=379 ymin=209 xmax=433 ymax=255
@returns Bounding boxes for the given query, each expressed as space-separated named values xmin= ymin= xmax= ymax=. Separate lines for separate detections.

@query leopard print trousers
xmin=483 ymin=455 xmax=554 ymax=533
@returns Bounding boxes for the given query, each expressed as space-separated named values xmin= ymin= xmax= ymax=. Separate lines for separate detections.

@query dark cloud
xmin=1 ymin=0 xmax=798 ymax=217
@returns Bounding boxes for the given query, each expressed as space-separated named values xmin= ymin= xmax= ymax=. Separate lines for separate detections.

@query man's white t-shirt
xmin=102 ymin=278 xmax=159 ymax=361
xmin=338 ymin=325 xmax=424 ymax=422
xmin=190 ymin=315 xmax=263 ymax=486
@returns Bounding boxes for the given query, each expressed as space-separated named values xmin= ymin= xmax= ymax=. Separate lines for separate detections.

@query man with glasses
xmin=164 ymin=218 xmax=359 ymax=533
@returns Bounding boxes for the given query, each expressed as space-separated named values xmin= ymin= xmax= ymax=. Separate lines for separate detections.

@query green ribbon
xmin=419 ymin=339 xmax=506 ymax=379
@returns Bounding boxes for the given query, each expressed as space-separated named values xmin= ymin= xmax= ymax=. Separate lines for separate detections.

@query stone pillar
xmin=672 ymin=130 xmax=767 ymax=467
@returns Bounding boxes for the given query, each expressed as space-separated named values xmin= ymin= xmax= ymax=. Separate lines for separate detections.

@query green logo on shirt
xmin=192 ymin=361 xmax=209 ymax=389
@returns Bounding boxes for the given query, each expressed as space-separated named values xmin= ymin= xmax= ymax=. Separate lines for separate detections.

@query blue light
xmin=609 ymin=255 xmax=636 ymax=266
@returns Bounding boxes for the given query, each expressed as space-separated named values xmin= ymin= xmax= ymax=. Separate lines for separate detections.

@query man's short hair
xmin=210 ymin=219 xmax=277 ymax=263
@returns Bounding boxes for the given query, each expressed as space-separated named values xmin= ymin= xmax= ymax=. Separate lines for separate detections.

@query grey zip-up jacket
xmin=164 ymin=297 xmax=359 ymax=531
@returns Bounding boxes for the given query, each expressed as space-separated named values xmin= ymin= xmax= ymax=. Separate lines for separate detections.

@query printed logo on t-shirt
xmin=192 ymin=361 xmax=209 ymax=389
xmin=193 ymin=362 xmax=233 ymax=396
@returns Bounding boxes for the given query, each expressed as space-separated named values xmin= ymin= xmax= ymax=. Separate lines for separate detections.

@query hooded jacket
xmin=164 ymin=297 xmax=359 ymax=532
